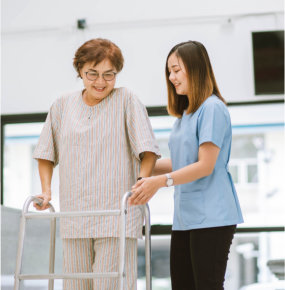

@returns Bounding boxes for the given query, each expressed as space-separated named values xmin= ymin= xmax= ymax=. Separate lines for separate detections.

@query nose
xmin=95 ymin=75 xmax=106 ymax=84
xmin=169 ymin=72 xmax=176 ymax=83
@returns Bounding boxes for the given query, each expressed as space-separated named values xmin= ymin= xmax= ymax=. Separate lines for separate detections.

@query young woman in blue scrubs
xmin=129 ymin=41 xmax=243 ymax=289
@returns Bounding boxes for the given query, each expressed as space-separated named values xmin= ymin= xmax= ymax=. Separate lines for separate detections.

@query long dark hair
xmin=165 ymin=41 xmax=226 ymax=117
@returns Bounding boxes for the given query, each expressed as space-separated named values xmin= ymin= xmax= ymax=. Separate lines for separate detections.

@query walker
xmin=14 ymin=192 xmax=152 ymax=290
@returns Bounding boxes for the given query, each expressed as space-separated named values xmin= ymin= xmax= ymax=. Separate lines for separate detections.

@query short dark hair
xmin=73 ymin=38 xmax=124 ymax=77
xmin=165 ymin=41 xmax=226 ymax=118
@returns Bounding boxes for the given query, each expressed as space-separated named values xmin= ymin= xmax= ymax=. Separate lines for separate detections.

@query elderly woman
xmin=33 ymin=38 xmax=160 ymax=290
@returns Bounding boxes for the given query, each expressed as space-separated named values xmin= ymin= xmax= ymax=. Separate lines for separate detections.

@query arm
xmin=152 ymin=158 xmax=172 ymax=175
xmin=166 ymin=142 xmax=219 ymax=185
xmin=138 ymin=151 xmax=158 ymax=178
xmin=129 ymin=142 xmax=220 ymax=205
xmin=33 ymin=159 xmax=54 ymax=210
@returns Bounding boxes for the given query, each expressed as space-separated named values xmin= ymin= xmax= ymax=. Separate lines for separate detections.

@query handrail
xmin=144 ymin=225 xmax=285 ymax=236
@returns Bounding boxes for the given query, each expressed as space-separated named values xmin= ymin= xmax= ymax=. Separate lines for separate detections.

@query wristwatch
xmin=165 ymin=173 xmax=174 ymax=187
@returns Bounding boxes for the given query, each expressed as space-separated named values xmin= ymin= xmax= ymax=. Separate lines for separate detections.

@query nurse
xmin=129 ymin=40 xmax=243 ymax=290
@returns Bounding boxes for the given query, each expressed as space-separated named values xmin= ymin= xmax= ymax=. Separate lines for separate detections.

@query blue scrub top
xmin=169 ymin=95 xmax=244 ymax=230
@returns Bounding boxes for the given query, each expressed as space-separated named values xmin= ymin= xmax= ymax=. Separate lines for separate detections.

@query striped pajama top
xmin=33 ymin=87 xmax=160 ymax=239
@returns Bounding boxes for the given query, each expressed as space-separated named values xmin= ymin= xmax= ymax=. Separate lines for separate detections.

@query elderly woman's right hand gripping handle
xmin=33 ymin=159 xmax=53 ymax=210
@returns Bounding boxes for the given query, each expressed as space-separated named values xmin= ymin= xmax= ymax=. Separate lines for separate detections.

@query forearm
xmin=38 ymin=159 xmax=54 ymax=196
xmin=165 ymin=142 xmax=219 ymax=186
xmin=139 ymin=152 xmax=157 ymax=178
xmin=170 ymin=161 xmax=212 ymax=185
xmin=152 ymin=158 xmax=172 ymax=175
xmin=130 ymin=143 xmax=219 ymax=205
xmin=151 ymin=160 xmax=211 ymax=190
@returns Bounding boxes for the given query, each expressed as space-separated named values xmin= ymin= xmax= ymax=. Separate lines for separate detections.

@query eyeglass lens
xmin=85 ymin=72 xmax=116 ymax=81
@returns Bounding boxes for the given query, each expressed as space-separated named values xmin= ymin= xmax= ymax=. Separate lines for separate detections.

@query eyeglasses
xmin=84 ymin=71 xmax=117 ymax=81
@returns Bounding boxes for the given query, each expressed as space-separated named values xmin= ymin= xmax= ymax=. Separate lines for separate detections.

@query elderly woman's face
xmin=81 ymin=59 xmax=117 ymax=104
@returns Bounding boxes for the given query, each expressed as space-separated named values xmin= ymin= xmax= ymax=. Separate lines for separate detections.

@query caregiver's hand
xmin=129 ymin=175 xmax=165 ymax=205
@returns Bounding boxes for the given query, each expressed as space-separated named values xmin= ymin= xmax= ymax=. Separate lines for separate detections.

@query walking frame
xmin=14 ymin=192 xmax=152 ymax=290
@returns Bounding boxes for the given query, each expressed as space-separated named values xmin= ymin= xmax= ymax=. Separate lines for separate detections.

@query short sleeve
xmin=33 ymin=99 xmax=61 ymax=166
xmin=125 ymin=92 xmax=161 ymax=160
xmin=197 ymin=100 xmax=228 ymax=149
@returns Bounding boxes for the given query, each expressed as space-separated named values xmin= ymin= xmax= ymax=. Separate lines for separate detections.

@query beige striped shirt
xmin=33 ymin=87 xmax=160 ymax=238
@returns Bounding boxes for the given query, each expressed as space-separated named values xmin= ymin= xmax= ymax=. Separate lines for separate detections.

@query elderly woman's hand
xmin=129 ymin=176 xmax=166 ymax=205
xmin=33 ymin=192 xmax=51 ymax=210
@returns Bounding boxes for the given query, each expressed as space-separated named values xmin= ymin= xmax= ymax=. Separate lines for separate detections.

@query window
xmin=2 ymin=122 xmax=60 ymax=211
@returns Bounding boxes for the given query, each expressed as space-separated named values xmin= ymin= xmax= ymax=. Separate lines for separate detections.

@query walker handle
xmin=33 ymin=197 xmax=51 ymax=208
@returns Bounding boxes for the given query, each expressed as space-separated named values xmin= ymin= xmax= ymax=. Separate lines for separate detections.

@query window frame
xmin=2 ymin=99 xmax=283 ymax=203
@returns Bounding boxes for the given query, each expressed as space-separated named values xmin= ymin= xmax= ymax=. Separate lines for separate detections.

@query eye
xmin=103 ymin=72 xmax=116 ymax=81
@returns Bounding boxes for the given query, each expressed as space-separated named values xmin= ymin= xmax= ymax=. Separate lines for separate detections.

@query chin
xmin=93 ymin=94 xmax=107 ymax=100
xmin=176 ymin=90 xmax=186 ymax=95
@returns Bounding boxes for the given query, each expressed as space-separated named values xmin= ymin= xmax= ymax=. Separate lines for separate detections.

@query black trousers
xmin=170 ymin=225 xmax=236 ymax=290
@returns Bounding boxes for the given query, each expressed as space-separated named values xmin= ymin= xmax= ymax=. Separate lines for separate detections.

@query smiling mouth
xmin=94 ymin=87 xmax=105 ymax=92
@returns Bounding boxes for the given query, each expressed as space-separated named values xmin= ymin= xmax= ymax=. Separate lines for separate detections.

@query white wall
xmin=1 ymin=0 xmax=284 ymax=114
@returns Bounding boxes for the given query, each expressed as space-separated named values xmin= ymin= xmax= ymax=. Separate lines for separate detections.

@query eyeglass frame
xmin=84 ymin=71 xmax=117 ymax=81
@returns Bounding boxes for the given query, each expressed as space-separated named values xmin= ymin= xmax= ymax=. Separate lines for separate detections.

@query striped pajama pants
xmin=62 ymin=238 xmax=137 ymax=290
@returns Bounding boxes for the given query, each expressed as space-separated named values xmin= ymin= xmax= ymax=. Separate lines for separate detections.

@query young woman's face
xmin=80 ymin=59 xmax=117 ymax=104
xmin=167 ymin=53 xmax=189 ymax=96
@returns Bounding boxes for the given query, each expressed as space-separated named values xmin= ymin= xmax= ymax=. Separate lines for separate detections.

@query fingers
xmin=129 ymin=177 xmax=159 ymax=205
xmin=129 ymin=186 xmax=142 ymax=205
xmin=129 ymin=179 xmax=146 ymax=205
xmin=132 ymin=179 xmax=145 ymax=190
xmin=129 ymin=193 xmax=147 ymax=205
xmin=128 ymin=193 xmax=138 ymax=205
xmin=129 ymin=185 xmax=151 ymax=205
xmin=33 ymin=194 xmax=51 ymax=210
xmin=134 ymin=194 xmax=149 ymax=205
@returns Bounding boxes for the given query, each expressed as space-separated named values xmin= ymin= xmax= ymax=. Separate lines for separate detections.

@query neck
xmin=82 ymin=90 xmax=101 ymax=106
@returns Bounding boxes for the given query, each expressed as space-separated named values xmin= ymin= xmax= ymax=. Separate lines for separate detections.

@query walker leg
xmin=118 ymin=192 xmax=132 ymax=290
xmin=14 ymin=215 xmax=27 ymax=290
xmin=144 ymin=204 xmax=152 ymax=290
xmin=48 ymin=216 xmax=56 ymax=290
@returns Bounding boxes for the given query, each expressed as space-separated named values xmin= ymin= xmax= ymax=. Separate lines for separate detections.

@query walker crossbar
xmin=24 ymin=210 xmax=121 ymax=219
xmin=18 ymin=272 xmax=120 ymax=279
xmin=14 ymin=192 xmax=152 ymax=290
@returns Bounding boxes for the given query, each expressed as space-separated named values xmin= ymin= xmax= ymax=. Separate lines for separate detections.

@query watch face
xmin=167 ymin=178 xmax=173 ymax=187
